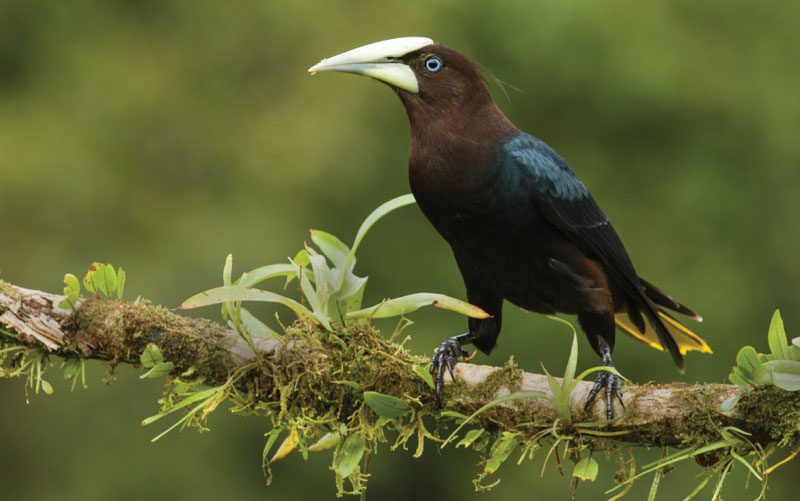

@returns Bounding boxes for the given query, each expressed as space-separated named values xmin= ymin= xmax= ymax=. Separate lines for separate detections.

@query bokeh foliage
xmin=1 ymin=0 xmax=799 ymax=499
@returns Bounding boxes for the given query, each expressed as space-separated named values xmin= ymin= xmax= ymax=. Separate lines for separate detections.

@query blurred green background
xmin=2 ymin=0 xmax=799 ymax=499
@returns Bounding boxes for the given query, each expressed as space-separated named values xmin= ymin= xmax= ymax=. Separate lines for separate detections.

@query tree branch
xmin=1 ymin=279 xmax=798 ymax=450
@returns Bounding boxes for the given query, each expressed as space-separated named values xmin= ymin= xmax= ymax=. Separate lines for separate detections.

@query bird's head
xmin=308 ymin=37 xmax=496 ymax=126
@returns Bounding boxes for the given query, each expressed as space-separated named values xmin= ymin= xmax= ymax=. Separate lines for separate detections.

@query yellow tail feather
xmin=614 ymin=311 xmax=712 ymax=355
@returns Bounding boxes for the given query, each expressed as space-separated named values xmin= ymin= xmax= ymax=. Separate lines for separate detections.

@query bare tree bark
xmin=1 ymin=279 xmax=797 ymax=449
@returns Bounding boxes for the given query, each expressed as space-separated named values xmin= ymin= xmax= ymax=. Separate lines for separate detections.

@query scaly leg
xmin=583 ymin=339 xmax=625 ymax=420
xmin=579 ymin=312 xmax=625 ymax=420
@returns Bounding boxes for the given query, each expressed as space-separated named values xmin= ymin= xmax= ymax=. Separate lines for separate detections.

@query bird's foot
xmin=430 ymin=337 xmax=469 ymax=406
xmin=584 ymin=366 xmax=624 ymax=420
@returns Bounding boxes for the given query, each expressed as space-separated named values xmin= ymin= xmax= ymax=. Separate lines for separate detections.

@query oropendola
xmin=309 ymin=37 xmax=711 ymax=419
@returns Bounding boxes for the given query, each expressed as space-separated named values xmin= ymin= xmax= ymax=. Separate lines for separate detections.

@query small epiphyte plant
xmin=180 ymin=194 xmax=489 ymax=351
xmin=728 ymin=310 xmax=800 ymax=392
xmin=59 ymin=262 xmax=126 ymax=310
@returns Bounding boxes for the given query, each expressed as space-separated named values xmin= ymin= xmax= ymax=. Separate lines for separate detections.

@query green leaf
xmin=363 ymin=391 xmax=411 ymax=418
xmin=562 ymin=329 xmax=578 ymax=392
xmin=82 ymin=266 xmax=96 ymax=293
xmin=335 ymin=432 xmax=366 ymax=478
xmin=754 ymin=359 xmax=800 ymax=391
xmin=545 ymin=367 xmax=570 ymax=422
xmin=735 ymin=345 xmax=760 ymax=378
xmin=223 ymin=254 xmax=233 ymax=286
xmin=140 ymin=343 xmax=164 ymax=368
xmin=59 ymin=273 xmax=81 ymax=309
xmin=456 ymin=428 xmax=484 ymax=449
xmin=116 ymin=267 xmax=126 ymax=299
xmin=239 ymin=307 xmax=280 ymax=340
xmin=573 ymin=457 xmax=599 ymax=481
xmin=40 ymin=379 xmax=54 ymax=395
xmin=297 ymin=257 xmax=332 ymax=330
xmin=180 ymin=285 xmax=317 ymax=323
xmin=483 ymin=432 xmax=518 ymax=475
xmin=241 ymin=263 xmax=297 ymax=287
xmin=64 ymin=273 xmax=80 ymax=295
xmin=412 ymin=364 xmax=435 ymax=390
xmin=347 ymin=293 xmax=489 ymax=320
xmin=768 ymin=310 xmax=789 ymax=360
xmin=307 ymin=252 xmax=333 ymax=296
xmin=348 ymin=194 xmax=416 ymax=261
xmin=262 ymin=428 xmax=283 ymax=465
xmin=338 ymin=272 xmax=367 ymax=301
xmin=728 ymin=367 xmax=753 ymax=386
xmin=308 ymin=431 xmax=341 ymax=452
xmin=788 ymin=345 xmax=800 ymax=362
xmin=440 ymin=410 xmax=469 ymax=421
xmin=139 ymin=361 xmax=175 ymax=379
xmin=574 ymin=364 xmax=625 ymax=384
xmin=544 ymin=315 xmax=579 ymax=393
xmin=720 ymin=394 xmax=740 ymax=411
xmin=310 ymin=230 xmax=350 ymax=267
xmin=342 ymin=276 xmax=368 ymax=313
xmin=292 ymin=249 xmax=311 ymax=268
xmin=103 ymin=264 xmax=117 ymax=296
xmin=83 ymin=264 xmax=100 ymax=295
xmin=141 ymin=386 xmax=222 ymax=426
xmin=338 ymin=194 xmax=416 ymax=287
xmin=82 ymin=262 xmax=119 ymax=298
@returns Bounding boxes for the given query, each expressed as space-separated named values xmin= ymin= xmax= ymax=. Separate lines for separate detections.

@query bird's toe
xmin=584 ymin=369 xmax=624 ymax=420
xmin=430 ymin=337 xmax=466 ymax=406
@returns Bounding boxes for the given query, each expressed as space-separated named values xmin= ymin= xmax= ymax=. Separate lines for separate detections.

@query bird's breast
xmin=410 ymin=154 xmax=608 ymax=315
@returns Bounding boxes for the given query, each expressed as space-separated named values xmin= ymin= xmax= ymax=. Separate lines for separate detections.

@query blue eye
xmin=424 ymin=56 xmax=443 ymax=73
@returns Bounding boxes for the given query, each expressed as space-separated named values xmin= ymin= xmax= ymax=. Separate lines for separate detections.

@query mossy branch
xmin=1 ymin=279 xmax=798 ymax=452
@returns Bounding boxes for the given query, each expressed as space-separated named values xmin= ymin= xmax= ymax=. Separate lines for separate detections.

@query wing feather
xmin=501 ymin=133 xmax=684 ymax=366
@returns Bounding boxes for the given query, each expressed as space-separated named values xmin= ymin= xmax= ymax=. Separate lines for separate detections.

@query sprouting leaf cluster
xmin=139 ymin=343 xmax=175 ymax=379
xmin=59 ymin=262 xmax=126 ymax=310
xmin=729 ymin=310 xmax=800 ymax=391
xmin=180 ymin=194 xmax=488 ymax=351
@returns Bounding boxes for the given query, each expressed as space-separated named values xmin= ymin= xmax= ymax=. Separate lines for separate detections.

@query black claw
xmin=430 ymin=337 xmax=467 ymax=406
xmin=584 ymin=368 xmax=624 ymax=420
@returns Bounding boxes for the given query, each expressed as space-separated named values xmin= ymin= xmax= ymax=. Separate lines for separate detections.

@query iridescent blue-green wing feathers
xmin=500 ymin=133 xmax=711 ymax=366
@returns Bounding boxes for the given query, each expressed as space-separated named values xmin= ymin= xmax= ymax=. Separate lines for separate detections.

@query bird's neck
xmin=403 ymin=100 xmax=517 ymax=219
xmin=404 ymin=97 xmax=516 ymax=147
xmin=405 ymin=100 xmax=516 ymax=184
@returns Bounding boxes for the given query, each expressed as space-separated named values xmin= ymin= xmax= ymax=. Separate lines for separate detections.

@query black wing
xmin=501 ymin=133 xmax=683 ymax=367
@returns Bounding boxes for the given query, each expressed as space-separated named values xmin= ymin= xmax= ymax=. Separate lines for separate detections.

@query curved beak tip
xmin=308 ymin=61 xmax=325 ymax=75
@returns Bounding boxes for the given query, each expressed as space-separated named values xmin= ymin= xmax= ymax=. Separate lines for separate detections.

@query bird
xmin=308 ymin=37 xmax=711 ymax=419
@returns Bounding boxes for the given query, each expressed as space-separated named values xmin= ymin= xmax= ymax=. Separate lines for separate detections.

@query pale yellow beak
xmin=308 ymin=37 xmax=434 ymax=93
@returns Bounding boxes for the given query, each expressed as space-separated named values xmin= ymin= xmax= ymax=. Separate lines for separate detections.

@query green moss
xmin=61 ymin=299 xmax=237 ymax=384
xmin=737 ymin=386 xmax=800 ymax=447
xmin=671 ymin=384 xmax=727 ymax=447
xmin=256 ymin=320 xmax=433 ymax=422
xmin=475 ymin=359 xmax=523 ymax=402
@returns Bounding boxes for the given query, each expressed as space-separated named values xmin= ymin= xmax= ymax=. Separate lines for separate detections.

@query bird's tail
xmin=615 ymin=278 xmax=712 ymax=359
